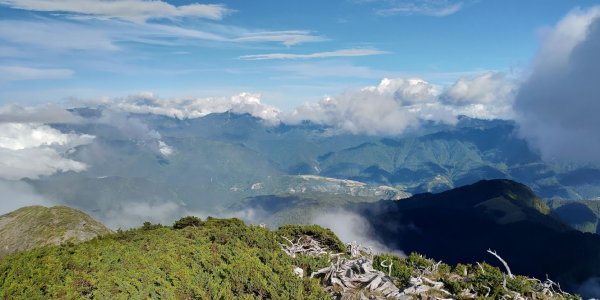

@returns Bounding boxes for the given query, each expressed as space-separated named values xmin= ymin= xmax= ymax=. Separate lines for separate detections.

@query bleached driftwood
xmin=310 ymin=256 xmax=404 ymax=299
xmin=279 ymin=235 xmax=329 ymax=258
xmin=380 ymin=259 xmax=393 ymax=276
xmin=487 ymin=249 xmax=514 ymax=279
xmin=279 ymin=235 xmax=577 ymax=299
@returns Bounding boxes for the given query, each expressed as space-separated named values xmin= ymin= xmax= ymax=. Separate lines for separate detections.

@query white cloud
xmin=0 ymin=123 xmax=94 ymax=180
xmin=312 ymin=210 xmax=404 ymax=255
xmin=514 ymin=6 xmax=600 ymax=162
xmin=0 ymin=147 xmax=87 ymax=180
xmin=0 ymin=104 xmax=81 ymax=123
xmin=0 ymin=0 xmax=231 ymax=22
xmin=362 ymin=78 xmax=439 ymax=104
xmin=0 ymin=66 xmax=74 ymax=81
xmin=284 ymin=78 xmax=448 ymax=135
xmin=83 ymin=73 xmax=514 ymax=136
xmin=282 ymin=73 xmax=517 ymax=135
xmin=441 ymin=72 xmax=517 ymax=119
xmin=107 ymin=92 xmax=282 ymax=124
xmin=158 ymin=141 xmax=174 ymax=157
xmin=0 ymin=123 xmax=92 ymax=150
xmin=0 ymin=14 xmax=323 ymax=55
xmin=239 ymin=48 xmax=387 ymax=60
xmin=533 ymin=6 xmax=600 ymax=72
xmin=0 ymin=20 xmax=119 ymax=52
xmin=233 ymin=30 xmax=325 ymax=46
xmin=375 ymin=0 xmax=464 ymax=17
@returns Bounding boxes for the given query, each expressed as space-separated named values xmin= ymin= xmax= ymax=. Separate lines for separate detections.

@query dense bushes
xmin=0 ymin=217 xmax=582 ymax=299
xmin=172 ymin=216 xmax=203 ymax=229
xmin=0 ymin=217 xmax=327 ymax=299
xmin=277 ymin=224 xmax=347 ymax=253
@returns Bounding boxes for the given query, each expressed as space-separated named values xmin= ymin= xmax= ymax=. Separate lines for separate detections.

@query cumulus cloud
xmin=0 ymin=104 xmax=81 ymax=123
xmin=514 ymin=7 xmax=600 ymax=162
xmin=108 ymin=92 xmax=282 ymax=124
xmin=0 ymin=0 xmax=231 ymax=22
xmin=0 ymin=123 xmax=93 ymax=180
xmin=441 ymin=72 xmax=517 ymax=119
xmin=284 ymin=75 xmax=513 ymax=135
xmin=63 ymin=71 xmax=516 ymax=137
xmin=239 ymin=48 xmax=387 ymax=61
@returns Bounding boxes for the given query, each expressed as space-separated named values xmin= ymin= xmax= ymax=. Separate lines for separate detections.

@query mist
xmin=0 ymin=179 xmax=53 ymax=215
xmin=312 ymin=209 xmax=405 ymax=256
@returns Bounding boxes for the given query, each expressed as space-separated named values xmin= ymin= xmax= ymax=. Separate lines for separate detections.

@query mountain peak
xmin=0 ymin=205 xmax=112 ymax=259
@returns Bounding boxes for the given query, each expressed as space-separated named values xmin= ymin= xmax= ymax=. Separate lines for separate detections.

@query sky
xmin=1 ymin=0 xmax=599 ymax=109
xmin=1 ymin=0 xmax=600 ymax=166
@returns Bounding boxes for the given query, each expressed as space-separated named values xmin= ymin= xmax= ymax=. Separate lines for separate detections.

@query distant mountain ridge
xmin=0 ymin=206 xmax=112 ymax=259
xmin=351 ymin=179 xmax=600 ymax=295
xmin=30 ymin=109 xmax=600 ymax=226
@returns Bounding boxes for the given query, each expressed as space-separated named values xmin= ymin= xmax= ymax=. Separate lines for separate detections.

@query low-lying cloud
xmin=285 ymin=74 xmax=514 ymax=135
xmin=100 ymin=201 xmax=186 ymax=229
xmin=0 ymin=123 xmax=93 ymax=180
xmin=0 ymin=179 xmax=53 ymax=215
xmin=514 ymin=7 xmax=600 ymax=162
xmin=312 ymin=209 xmax=405 ymax=256
xmin=0 ymin=103 xmax=81 ymax=123
xmin=107 ymin=92 xmax=281 ymax=124
xmin=69 ymin=70 xmax=516 ymax=138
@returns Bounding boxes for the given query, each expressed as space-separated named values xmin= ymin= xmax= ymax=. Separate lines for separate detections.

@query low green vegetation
xmin=0 ymin=216 xmax=582 ymax=299
xmin=0 ymin=217 xmax=327 ymax=299
xmin=371 ymin=252 xmax=579 ymax=299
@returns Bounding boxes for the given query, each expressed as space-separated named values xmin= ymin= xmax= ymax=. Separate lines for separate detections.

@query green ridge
xmin=0 ymin=205 xmax=112 ymax=259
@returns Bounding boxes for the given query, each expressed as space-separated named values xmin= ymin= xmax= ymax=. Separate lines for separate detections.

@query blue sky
xmin=0 ymin=0 xmax=599 ymax=109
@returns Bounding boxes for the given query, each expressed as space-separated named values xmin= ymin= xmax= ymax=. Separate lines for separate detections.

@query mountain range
xmin=21 ymin=110 xmax=600 ymax=228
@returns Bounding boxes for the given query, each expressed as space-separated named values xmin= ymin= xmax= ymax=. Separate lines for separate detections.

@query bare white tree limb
xmin=487 ymin=249 xmax=514 ymax=279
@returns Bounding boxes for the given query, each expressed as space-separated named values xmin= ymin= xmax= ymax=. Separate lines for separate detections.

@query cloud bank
xmin=0 ymin=104 xmax=81 ymax=123
xmin=0 ymin=122 xmax=93 ymax=180
xmin=105 ymin=92 xmax=282 ymax=124
xmin=285 ymin=74 xmax=515 ymax=135
xmin=75 ymin=72 xmax=514 ymax=136
xmin=514 ymin=7 xmax=600 ymax=162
